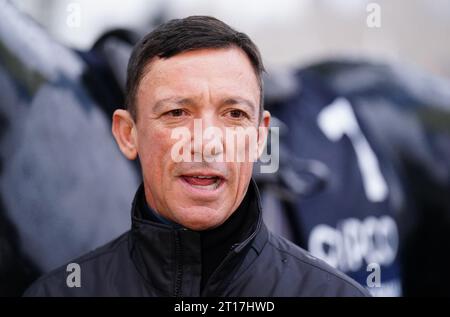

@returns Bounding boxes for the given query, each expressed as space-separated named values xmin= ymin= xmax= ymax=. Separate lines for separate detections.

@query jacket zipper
xmin=174 ymin=231 xmax=183 ymax=297
xmin=201 ymin=212 xmax=263 ymax=296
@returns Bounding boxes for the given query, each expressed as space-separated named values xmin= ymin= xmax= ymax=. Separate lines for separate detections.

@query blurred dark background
xmin=1 ymin=0 xmax=450 ymax=297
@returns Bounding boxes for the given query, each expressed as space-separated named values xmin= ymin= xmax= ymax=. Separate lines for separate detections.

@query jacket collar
xmin=128 ymin=178 xmax=268 ymax=296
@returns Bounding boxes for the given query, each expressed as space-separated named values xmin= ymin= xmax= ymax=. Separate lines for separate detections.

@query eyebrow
xmin=152 ymin=97 xmax=193 ymax=113
xmin=152 ymin=96 xmax=257 ymax=114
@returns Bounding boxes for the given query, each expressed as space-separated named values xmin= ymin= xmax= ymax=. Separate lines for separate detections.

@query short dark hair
xmin=125 ymin=16 xmax=265 ymax=121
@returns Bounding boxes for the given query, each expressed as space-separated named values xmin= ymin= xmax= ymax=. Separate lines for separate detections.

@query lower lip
xmin=179 ymin=176 xmax=225 ymax=199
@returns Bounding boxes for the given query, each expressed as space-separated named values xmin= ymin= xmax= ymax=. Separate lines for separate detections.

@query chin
xmin=174 ymin=206 xmax=229 ymax=231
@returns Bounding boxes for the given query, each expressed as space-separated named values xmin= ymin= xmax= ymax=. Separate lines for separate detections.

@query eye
xmin=166 ymin=109 xmax=186 ymax=117
xmin=228 ymin=109 xmax=248 ymax=119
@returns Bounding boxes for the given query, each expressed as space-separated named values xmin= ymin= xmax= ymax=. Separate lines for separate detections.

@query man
xmin=24 ymin=16 xmax=369 ymax=296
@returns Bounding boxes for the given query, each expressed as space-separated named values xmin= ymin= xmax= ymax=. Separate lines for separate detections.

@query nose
xmin=191 ymin=114 xmax=224 ymax=161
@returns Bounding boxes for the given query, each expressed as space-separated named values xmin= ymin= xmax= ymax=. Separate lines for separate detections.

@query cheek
xmin=228 ymin=162 xmax=253 ymax=194
xmin=138 ymin=128 xmax=175 ymax=174
xmin=238 ymin=162 xmax=254 ymax=184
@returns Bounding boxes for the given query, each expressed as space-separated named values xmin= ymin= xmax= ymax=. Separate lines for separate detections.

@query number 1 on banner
xmin=317 ymin=97 xmax=388 ymax=202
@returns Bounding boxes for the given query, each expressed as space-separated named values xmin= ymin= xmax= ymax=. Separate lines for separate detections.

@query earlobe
xmin=112 ymin=109 xmax=138 ymax=160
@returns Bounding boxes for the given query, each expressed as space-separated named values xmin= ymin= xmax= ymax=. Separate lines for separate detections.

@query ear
xmin=257 ymin=110 xmax=271 ymax=159
xmin=112 ymin=109 xmax=138 ymax=160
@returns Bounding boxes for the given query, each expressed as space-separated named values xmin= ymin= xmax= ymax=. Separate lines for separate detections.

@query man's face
xmin=126 ymin=47 xmax=269 ymax=230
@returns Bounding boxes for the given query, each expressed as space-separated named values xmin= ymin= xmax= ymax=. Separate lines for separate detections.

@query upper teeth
xmin=193 ymin=176 xmax=215 ymax=179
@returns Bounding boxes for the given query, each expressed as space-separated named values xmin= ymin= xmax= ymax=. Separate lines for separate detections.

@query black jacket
xmin=24 ymin=180 xmax=370 ymax=297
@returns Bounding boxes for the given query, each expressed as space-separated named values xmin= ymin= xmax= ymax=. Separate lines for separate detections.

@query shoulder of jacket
xmin=23 ymin=231 xmax=130 ymax=296
xmin=266 ymin=232 xmax=371 ymax=297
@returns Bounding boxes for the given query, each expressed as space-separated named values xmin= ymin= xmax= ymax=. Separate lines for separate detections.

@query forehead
xmin=137 ymin=47 xmax=260 ymax=105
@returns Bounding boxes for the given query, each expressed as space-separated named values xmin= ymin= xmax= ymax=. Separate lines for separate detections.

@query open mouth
xmin=181 ymin=175 xmax=224 ymax=190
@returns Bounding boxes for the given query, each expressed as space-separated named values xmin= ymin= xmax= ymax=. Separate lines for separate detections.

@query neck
xmin=144 ymin=201 xmax=183 ymax=228
xmin=138 ymin=182 xmax=257 ymax=290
